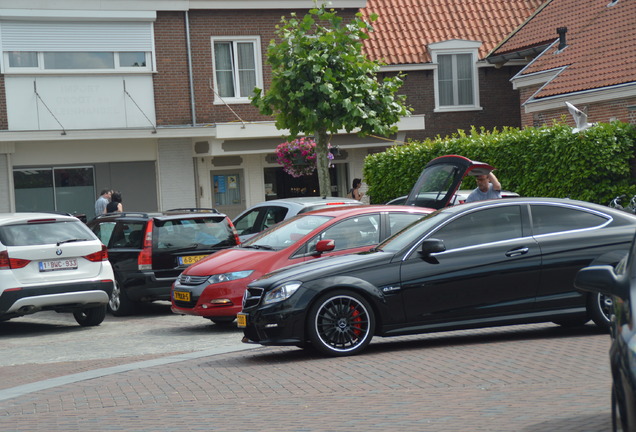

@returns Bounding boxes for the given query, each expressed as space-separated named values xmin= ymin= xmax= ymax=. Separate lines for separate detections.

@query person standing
xmin=465 ymin=172 xmax=501 ymax=203
xmin=348 ymin=178 xmax=364 ymax=201
xmin=106 ymin=191 xmax=123 ymax=213
xmin=94 ymin=189 xmax=112 ymax=217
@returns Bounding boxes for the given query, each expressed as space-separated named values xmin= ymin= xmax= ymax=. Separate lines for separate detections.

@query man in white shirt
xmin=465 ymin=172 xmax=501 ymax=203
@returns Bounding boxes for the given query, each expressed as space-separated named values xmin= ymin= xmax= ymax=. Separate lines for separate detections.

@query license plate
xmin=178 ymin=255 xmax=207 ymax=266
xmin=173 ymin=290 xmax=191 ymax=302
xmin=39 ymin=258 xmax=78 ymax=272
xmin=237 ymin=313 xmax=247 ymax=328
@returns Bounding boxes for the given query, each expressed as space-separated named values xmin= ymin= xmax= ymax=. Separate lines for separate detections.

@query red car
xmin=171 ymin=205 xmax=432 ymax=324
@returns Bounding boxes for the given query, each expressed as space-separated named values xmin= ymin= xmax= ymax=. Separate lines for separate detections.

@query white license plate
xmin=39 ymin=258 xmax=78 ymax=272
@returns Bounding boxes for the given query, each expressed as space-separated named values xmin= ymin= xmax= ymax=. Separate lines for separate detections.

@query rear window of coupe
xmin=530 ymin=204 xmax=609 ymax=236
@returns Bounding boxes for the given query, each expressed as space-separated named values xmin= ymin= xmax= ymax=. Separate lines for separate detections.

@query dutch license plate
xmin=173 ymin=290 xmax=191 ymax=302
xmin=39 ymin=258 xmax=78 ymax=272
xmin=237 ymin=313 xmax=248 ymax=328
xmin=179 ymin=255 xmax=206 ymax=266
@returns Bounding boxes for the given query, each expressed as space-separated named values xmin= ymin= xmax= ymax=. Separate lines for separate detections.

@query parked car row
xmin=171 ymin=205 xmax=433 ymax=324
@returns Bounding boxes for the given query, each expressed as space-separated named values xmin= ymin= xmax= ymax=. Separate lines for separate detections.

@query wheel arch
xmin=302 ymin=276 xmax=386 ymax=339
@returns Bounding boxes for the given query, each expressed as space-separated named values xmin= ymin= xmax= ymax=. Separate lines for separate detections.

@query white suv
xmin=0 ymin=213 xmax=114 ymax=326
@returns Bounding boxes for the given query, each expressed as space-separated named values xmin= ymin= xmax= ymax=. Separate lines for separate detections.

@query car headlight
xmin=263 ymin=282 xmax=302 ymax=305
xmin=207 ymin=270 xmax=254 ymax=285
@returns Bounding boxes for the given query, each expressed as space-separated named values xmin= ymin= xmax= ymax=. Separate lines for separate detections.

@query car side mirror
xmin=420 ymin=238 xmax=446 ymax=256
xmin=315 ymin=239 xmax=335 ymax=254
xmin=574 ymin=265 xmax=630 ymax=300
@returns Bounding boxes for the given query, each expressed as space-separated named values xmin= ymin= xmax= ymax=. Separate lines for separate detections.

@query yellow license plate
xmin=237 ymin=313 xmax=247 ymax=328
xmin=173 ymin=291 xmax=191 ymax=302
xmin=179 ymin=255 xmax=207 ymax=266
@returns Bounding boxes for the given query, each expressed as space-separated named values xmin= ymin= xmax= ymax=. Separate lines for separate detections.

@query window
xmin=13 ymin=167 xmax=95 ymax=217
xmin=1 ymin=19 xmax=155 ymax=74
xmin=438 ymin=54 xmax=473 ymax=106
xmin=429 ymin=40 xmax=481 ymax=112
xmin=432 ymin=206 xmax=523 ymax=250
xmin=387 ymin=213 xmax=425 ymax=237
xmin=530 ymin=205 xmax=609 ymax=236
xmin=211 ymin=37 xmax=262 ymax=103
xmin=4 ymin=51 xmax=151 ymax=72
xmin=307 ymin=215 xmax=380 ymax=253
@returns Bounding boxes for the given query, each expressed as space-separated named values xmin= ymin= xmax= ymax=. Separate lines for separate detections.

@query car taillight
xmin=84 ymin=245 xmax=109 ymax=262
xmin=0 ymin=250 xmax=30 ymax=269
xmin=138 ymin=223 xmax=154 ymax=270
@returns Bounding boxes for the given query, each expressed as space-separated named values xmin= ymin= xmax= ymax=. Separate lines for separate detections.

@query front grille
xmin=177 ymin=274 xmax=209 ymax=286
xmin=174 ymin=298 xmax=198 ymax=308
xmin=242 ymin=286 xmax=264 ymax=309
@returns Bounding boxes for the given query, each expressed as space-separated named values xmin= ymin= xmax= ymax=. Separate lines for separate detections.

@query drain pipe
xmin=185 ymin=11 xmax=197 ymax=126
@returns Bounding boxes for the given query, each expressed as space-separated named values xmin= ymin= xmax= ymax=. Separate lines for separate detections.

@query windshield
xmin=377 ymin=210 xmax=447 ymax=253
xmin=405 ymin=163 xmax=462 ymax=209
xmin=243 ymin=214 xmax=332 ymax=250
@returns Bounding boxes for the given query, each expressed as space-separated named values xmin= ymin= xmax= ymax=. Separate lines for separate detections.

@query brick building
xmin=0 ymin=0 xmax=541 ymax=216
xmin=488 ymin=0 xmax=636 ymax=128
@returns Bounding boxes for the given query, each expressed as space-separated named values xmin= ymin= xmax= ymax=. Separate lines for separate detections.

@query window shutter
xmin=0 ymin=21 xmax=153 ymax=52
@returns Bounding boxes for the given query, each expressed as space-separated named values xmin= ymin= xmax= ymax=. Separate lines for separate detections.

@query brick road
xmin=0 ymin=323 xmax=613 ymax=431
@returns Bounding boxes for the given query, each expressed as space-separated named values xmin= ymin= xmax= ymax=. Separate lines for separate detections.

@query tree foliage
xmin=251 ymin=2 xmax=410 ymax=197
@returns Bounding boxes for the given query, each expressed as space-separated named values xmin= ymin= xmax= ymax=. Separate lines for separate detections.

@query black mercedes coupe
xmin=239 ymin=197 xmax=636 ymax=356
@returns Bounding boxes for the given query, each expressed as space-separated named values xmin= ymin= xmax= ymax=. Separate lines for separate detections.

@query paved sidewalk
xmin=0 ymin=323 xmax=613 ymax=431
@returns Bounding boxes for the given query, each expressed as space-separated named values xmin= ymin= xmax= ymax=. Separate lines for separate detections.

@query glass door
xmin=211 ymin=170 xmax=245 ymax=218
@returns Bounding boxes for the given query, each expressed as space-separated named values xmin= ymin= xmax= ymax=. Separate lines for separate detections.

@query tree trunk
xmin=314 ymin=129 xmax=332 ymax=198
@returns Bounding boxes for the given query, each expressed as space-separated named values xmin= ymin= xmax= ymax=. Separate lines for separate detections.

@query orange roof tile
xmin=493 ymin=0 xmax=636 ymax=99
xmin=361 ymin=0 xmax=544 ymax=64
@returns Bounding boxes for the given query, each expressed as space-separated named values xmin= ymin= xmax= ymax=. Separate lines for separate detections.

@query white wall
xmin=5 ymin=75 xmax=155 ymax=131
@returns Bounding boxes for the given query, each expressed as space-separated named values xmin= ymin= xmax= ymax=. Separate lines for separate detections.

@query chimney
xmin=557 ymin=27 xmax=568 ymax=50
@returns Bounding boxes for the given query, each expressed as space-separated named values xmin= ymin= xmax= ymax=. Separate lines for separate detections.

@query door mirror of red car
xmin=315 ymin=239 xmax=335 ymax=254
xmin=420 ymin=238 xmax=446 ymax=256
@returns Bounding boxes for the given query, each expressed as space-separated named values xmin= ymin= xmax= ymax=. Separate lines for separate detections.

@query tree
xmin=251 ymin=2 xmax=410 ymax=197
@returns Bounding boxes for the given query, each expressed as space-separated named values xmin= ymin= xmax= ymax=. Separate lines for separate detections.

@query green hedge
xmin=363 ymin=122 xmax=636 ymax=205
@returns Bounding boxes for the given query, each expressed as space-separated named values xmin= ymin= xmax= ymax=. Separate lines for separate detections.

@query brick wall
xmin=154 ymin=8 xmax=369 ymax=127
xmin=388 ymin=65 xmax=522 ymax=142
xmin=519 ymin=85 xmax=636 ymax=128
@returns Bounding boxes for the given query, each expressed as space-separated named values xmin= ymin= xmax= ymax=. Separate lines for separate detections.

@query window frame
xmin=429 ymin=40 xmax=482 ymax=112
xmin=210 ymin=36 xmax=263 ymax=104
xmin=3 ymin=51 xmax=153 ymax=74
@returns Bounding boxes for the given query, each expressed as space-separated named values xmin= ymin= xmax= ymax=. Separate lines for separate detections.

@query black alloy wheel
xmin=307 ymin=290 xmax=375 ymax=357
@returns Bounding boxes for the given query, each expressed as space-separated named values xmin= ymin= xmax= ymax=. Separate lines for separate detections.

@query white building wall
xmin=157 ymin=138 xmax=196 ymax=211
xmin=0 ymin=154 xmax=11 ymax=212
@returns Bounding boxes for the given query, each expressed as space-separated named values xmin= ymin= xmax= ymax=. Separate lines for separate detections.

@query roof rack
xmin=164 ymin=208 xmax=219 ymax=214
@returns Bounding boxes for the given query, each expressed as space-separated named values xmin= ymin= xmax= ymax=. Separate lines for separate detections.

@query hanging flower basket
xmin=275 ymin=137 xmax=334 ymax=178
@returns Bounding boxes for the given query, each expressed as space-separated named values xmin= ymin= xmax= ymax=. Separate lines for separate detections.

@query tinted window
xmin=0 ymin=220 xmax=94 ymax=246
xmin=155 ymin=217 xmax=235 ymax=249
xmin=432 ymin=206 xmax=523 ymax=250
xmin=530 ymin=205 xmax=608 ymax=235
xmin=94 ymin=221 xmax=145 ymax=248
xmin=308 ymin=214 xmax=380 ymax=253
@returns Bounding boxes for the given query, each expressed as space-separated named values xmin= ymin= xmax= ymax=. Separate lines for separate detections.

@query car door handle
xmin=505 ymin=247 xmax=529 ymax=257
